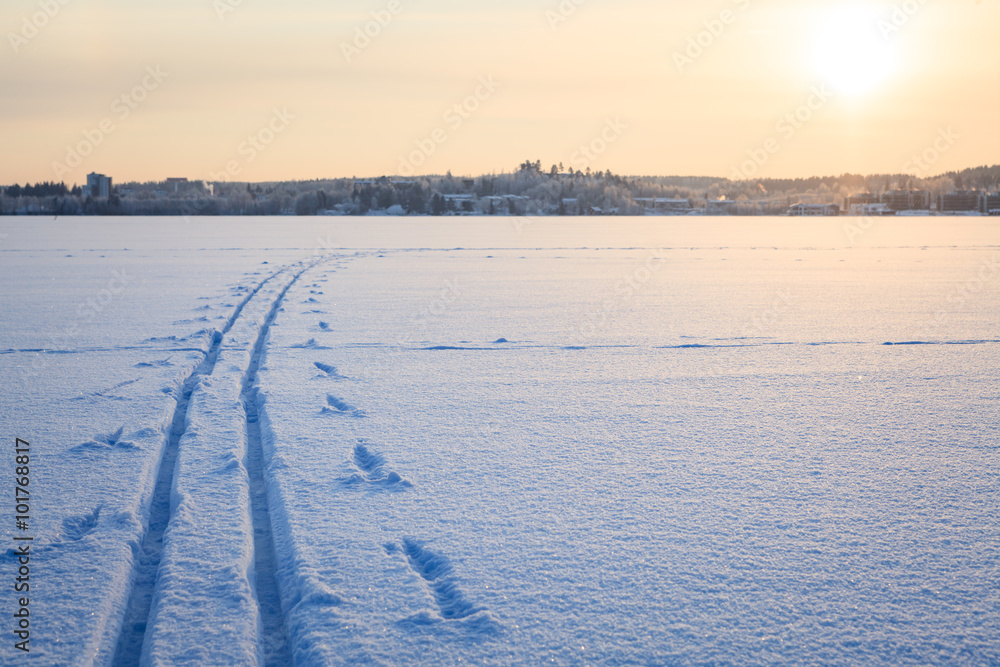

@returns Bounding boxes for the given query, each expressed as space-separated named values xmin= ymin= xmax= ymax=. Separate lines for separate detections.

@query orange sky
xmin=1 ymin=0 xmax=997 ymax=185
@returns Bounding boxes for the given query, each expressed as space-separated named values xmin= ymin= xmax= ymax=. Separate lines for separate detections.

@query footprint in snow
xmin=135 ymin=357 xmax=173 ymax=368
xmin=9 ymin=506 xmax=103 ymax=556
xmin=142 ymin=335 xmax=183 ymax=344
xmin=392 ymin=539 xmax=491 ymax=624
xmin=314 ymin=362 xmax=346 ymax=379
xmin=341 ymin=442 xmax=411 ymax=487
xmin=59 ymin=506 xmax=102 ymax=542
xmin=73 ymin=378 xmax=142 ymax=401
xmin=322 ymin=394 xmax=366 ymax=418
xmin=71 ymin=427 xmax=140 ymax=453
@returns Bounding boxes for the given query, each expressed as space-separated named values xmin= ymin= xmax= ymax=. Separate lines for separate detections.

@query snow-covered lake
xmin=1 ymin=217 xmax=998 ymax=665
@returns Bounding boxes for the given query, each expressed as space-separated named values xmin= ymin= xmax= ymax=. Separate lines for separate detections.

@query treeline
xmin=3 ymin=182 xmax=81 ymax=198
xmin=2 ymin=163 xmax=999 ymax=216
xmin=939 ymin=165 xmax=1000 ymax=190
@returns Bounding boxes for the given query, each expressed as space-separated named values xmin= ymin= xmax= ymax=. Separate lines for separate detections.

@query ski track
xmin=241 ymin=263 xmax=319 ymax=666
xmin=104 ymin=253 xmax=494 ymax=662
xmin=111 ymin=266 xmax=289 ymax=666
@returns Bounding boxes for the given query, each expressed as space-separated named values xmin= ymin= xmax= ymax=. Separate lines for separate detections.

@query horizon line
xmin=8 ymin=163 xmax=1000 ymax=189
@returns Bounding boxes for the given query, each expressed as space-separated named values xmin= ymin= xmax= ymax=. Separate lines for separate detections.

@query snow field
xmin=1 ymin=217 xmax=998 ymax=665
xmin=248 ymin=249 xmax=998 ymax=665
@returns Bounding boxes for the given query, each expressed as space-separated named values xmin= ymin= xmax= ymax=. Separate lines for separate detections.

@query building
xmin=858 ymin=203 xmax=895 ymax=216
xmin=846 ymin=193 xmax=880 ymax=214
xmin=980 ymin=192 xmax=1000 ymax=215
xmin=706 ymin=199 xmax=789 ymax=216
xmin=706 ymin=200 xmax=737 ymax=215
xmin=881 ymin=189 xmax=930 ymax=212
xmin=442 ymin=193 xmax=476 ymax=212
xmin=939 ymin=191 xmax=981 ymax=213
xmin=634 ymin=198 xmax=693 ymax=214
xmin=82 ymin=172 xmax=112 ymax=199
xmin=788 ymin=203 xmax=840 ymax=216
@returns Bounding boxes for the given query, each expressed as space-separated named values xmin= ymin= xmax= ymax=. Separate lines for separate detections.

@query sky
xmin=1 ymin=0 xmax=997 ymax=186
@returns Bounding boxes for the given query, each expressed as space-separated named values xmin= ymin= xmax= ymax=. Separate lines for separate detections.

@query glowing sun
xmin=811 ymin=7 xmax=897 ymax=97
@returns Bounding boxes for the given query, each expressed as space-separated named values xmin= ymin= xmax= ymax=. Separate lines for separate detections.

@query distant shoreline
xmin=3 ymin=164 xmax=998 ymax=218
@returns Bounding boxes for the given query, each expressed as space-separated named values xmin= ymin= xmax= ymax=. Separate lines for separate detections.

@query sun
xmin=811 ymin=6 xmax=897 ymax=98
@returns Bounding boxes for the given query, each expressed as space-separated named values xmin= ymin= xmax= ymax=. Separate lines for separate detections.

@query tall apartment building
xmin=981 ymin=192 xmax=1000 ymax=215
xmin=939 ymin=191 xmax=980 ymax=213
xmin=83 ymin=173 xmax=113 ymax=199
xmin=880 ymin=189 xmax=930 ymax=212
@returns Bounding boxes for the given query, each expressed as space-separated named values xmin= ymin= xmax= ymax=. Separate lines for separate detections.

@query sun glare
xmin=811 ymin=7 xmax=897 ymax=98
